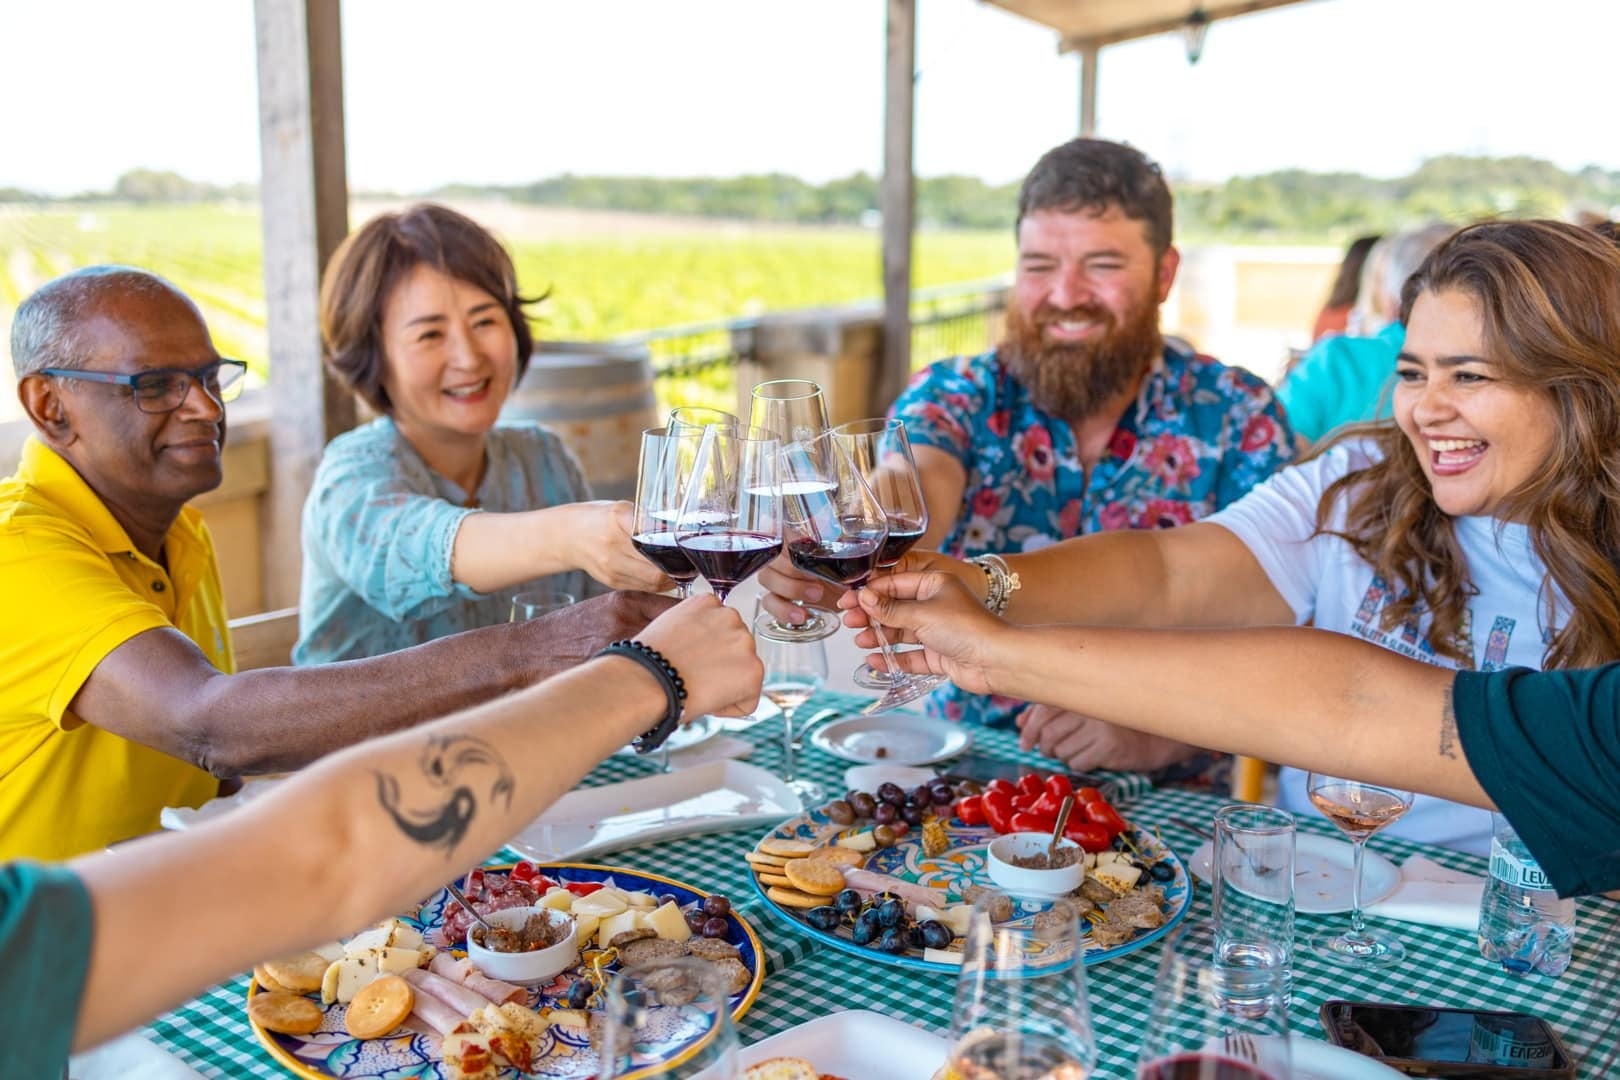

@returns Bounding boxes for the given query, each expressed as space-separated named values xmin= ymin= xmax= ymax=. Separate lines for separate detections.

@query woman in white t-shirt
xmin=760 ymin=219 xmax=1620 ymax=855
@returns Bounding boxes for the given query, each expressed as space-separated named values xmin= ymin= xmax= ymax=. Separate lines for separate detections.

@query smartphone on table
xmin=1320 ymin=1000 xmax=1575 ymax=1078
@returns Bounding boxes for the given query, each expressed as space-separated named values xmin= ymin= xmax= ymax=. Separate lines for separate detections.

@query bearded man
xmin=884 ymin=138 xmax=1297 ymax=736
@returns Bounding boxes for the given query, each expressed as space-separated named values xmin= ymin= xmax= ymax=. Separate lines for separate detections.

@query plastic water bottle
xmin=1476 ymin=813 xmax=1575 ymax=976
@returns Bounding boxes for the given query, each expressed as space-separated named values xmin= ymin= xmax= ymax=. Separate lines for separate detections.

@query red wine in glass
xmin=1137 ymin=1053 xmax=1279 ymax=1080
xmin=787 ymin=533 xmax=883 ymax=589
xmin=877 ymin=515 xmax=926 ymax=568
xmin=630 ymin=531 xmax=698 ymax=585
xmin=677 ymin=531 xmax=781 ymax=601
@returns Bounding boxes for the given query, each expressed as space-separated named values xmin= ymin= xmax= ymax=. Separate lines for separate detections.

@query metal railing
xmin=909 ymin=276 xmax=1010 ymax=370
xmin=614 ymin=276 xmax=1010 ymax=414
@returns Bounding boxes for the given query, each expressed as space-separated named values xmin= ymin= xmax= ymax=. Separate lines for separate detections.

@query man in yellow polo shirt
xmin=1 ymin=266 xmax=672 ymax=859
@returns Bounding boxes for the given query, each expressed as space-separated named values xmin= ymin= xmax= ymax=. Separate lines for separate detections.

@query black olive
xmin=825 ymin=799 xmax=856 ymax=825
xmin=877 ymin=782 xmax=907 ymax=807
xmin=901 ymin=804 xmax=925 ymax=826
xmin=876 ymin=898 xmax=905 ymax=929
xmin=1150 ymin=860 xmax=1176 ymax=883
xmin=806 ymin=906 xmax=842 ymax=931
xmin=920 ymin=920 xmax=954 ymax=950
xmin=878 ymin=927 xmax=911 ymax=954
xmin=851 ymin=910 xmax=880 ymax=946
xmin=834 ymin=888 xmax=862 ymax=914
xmin=702 ymin=894 xmax=732 ymax=918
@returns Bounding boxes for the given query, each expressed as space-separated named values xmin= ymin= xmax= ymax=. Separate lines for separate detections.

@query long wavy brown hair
xmin=1315 ymin=220 xmax=1620 ymax=669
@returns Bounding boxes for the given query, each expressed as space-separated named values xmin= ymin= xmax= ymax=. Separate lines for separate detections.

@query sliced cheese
xmin=596 ymin=909 xmax=641 ymax=950
xmin=645 ymin=900 xmax=692 ymax=942
xmin=343 ymin=925 xmax=394 ymax=955
xmin=573 ymin=913 xmax=601 ymax=948
xmin=374 ymin=946 xmax=428 ymax=976
xmin=1093 ymin=863 xmax=1143 ymax=896
xmin=923 ymin=947 xmax=964 ymax=966
xmin=546 ymin=1009 xmax=588 ymax=1029
xmin=322 ymin=953 xmax=379 ymax=1004
xmin=939 ymin=905 xmax=974 ymax=939
xmin=572 ymin=891 xmax=629 ymax=919
xmin=387 ymin=923 xmax=424 ymax=951
xmin=311 ymin=941 xmax=346 ymax=963
xmin=541 ymin=887 xmax=576 ymax=911
xmin=623 ymin=890 xmax=657 ymax=910
xmin=835 ymin=830 xmax=877 ymax=853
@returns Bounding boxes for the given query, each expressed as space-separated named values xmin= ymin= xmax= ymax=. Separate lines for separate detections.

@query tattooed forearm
xmin=374 ymin=735 xmax=516 ymax=854
xmin=1437 ymin=682 xmax=1460 ymax=760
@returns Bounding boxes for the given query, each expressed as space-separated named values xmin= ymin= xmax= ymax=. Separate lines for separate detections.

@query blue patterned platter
xmin=247 ymin=863 xmax=763 ymax=1080
xmin=749 ymin=812 xmax=1190 ymax=974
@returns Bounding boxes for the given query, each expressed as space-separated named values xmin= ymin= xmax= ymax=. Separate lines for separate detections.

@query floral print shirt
xmin=890 ymin=343 xmax=1297 ymax=730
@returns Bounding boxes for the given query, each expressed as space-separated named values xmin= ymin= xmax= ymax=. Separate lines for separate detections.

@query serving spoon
xmin=444 ymin=877 xmax=499 ymax=938
xmin=1047 ymin=795 xmax=1076 ymax=861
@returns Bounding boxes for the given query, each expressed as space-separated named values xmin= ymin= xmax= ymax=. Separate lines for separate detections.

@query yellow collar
xmin=16 ymin=436 xmax=197 ymax=560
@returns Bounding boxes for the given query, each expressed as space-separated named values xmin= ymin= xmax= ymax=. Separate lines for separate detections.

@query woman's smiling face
xmin=1393 ymin=287 xmax=1558 ymax=520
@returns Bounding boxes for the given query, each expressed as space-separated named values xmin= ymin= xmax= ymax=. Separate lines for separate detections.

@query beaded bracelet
xmin=967 ymin=553 xmax=1022 ymax=618
xmin=595 ymin=639 xmax=688 ymax=754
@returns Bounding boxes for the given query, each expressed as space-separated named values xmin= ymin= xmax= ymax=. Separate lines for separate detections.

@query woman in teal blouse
xmin=295 ymin=204 xmax=668 ymax=663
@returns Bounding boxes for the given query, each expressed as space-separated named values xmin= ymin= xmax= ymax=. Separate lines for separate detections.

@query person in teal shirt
xmin=1279 ymin=224 xmax=1452 ymax=444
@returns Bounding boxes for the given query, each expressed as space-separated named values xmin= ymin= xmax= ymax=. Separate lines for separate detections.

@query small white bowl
xmin=986 ymin=832 xmax=1085 ymax=898
xmin=464 ymin=905 xmax=578 ymax=986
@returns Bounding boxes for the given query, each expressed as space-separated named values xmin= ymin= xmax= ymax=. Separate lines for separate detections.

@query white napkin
xmin=844 ymin=764 xmax=938 ymax=793
xmin=1363 ymin=854 xmax=1485 ymax=931
xmin=158 ymin=776 xmax=283 ymax=832
xmin=664 ymin=734 xmax=753 ymax=770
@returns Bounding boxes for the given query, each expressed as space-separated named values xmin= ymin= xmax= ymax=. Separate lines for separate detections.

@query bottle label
xmin=1489 ymin=837 xmax=1553 ymax=890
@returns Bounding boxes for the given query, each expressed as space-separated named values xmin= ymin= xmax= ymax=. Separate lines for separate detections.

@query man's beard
xmin=1001 ymin=288 xmax=1164 ymax=422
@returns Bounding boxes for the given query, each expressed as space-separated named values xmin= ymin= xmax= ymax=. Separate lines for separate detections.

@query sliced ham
xmin=841 ymin=868 xmax=946 ymax=910
xmin=402 ymin=967 xmax=496 ymax=1017
xmin=430 ymin=951 xmax=527 ymax=1005
xmin=404 ymin=989 xmax=467 ymax=1036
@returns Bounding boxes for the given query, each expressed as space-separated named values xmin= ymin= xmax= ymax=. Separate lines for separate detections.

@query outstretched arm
xmin=856 ymin=572 xmax=1485 ymax=807
xmin=69 ymin=595 xmax=763 ymax=1051
xmin=73 ymin=591 xmax=677 ymax=777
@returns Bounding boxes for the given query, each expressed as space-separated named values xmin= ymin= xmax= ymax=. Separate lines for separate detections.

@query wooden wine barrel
xmin=501 ymin=341 xmax=659 ymax=501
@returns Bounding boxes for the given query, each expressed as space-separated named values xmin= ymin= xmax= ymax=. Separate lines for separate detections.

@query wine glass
xmin=508 ymin=590 xmax=577 ymax=622
xmin=947 ymin=890 xmax=1097 ymax=1080
xmin=750 ymin=379 xmax=838 ymax=644
xmin=756 ymin=619 xmax=828 ymax=801
xmin=1136 ymin=921 xmax=1293 ymax=1080
xmin=597 ymin=957 xmax=740 ymax=1079
xmin=780 ymin=432 xmax=942 ymax=714
xmin=667 ymin=405 xmax=739 ymax=437
xmin=832 ymin=417 xmax=946 ymax=704
xmin=674 ymin=425 xmax=782 ymax=606
xmin=1306 ymin=771 xmax=1416 ymax=966
xmin=631 ymin=426 xmax=705 ymax=600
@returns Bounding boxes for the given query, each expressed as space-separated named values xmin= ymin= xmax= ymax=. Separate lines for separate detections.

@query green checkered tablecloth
xmin=147 ymin=691 xmax=1620 ymax=1077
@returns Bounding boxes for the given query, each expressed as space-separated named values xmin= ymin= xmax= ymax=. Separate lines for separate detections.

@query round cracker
xmin=783 ymin=857 xmax=846 ymax=897
xmin=805 ymin=845 xmax=863 ymax=869
xmin=757 ymin=871 xmax=794 ymax=889
xmin=248 ymin=991 xmax=324 ymax=1036
xmin=757 ymin=838 xmax=815 ymax=858
xmin=766 ymin=885 xmax=827 ymax=909
xmin=743 ymin=851 xmax=789 ymax=868
xmin=344 ymin=974 xmax=414 ymax=1039
xmin=262 ymin=950 xmax=329 ymax=994
xmin=253 ymin=964 xmax=291 ymax=994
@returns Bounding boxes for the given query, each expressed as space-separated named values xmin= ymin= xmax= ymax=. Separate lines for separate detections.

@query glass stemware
xmin=597 ymin=957 xmax=740 ymax=1079
xmin=946 ymin=890 xmax=1097 ymax=1080
xmin=667 ymin=405 xmax=740 ymax=437
xmin=674 ymin=424 xmax=782 ymax=606
xmin=756 ymin=621 xmax=828 ymax=802
xmin=508 ymin=590 xmax=577 ymax=623
xmin=631 ymin=426 xmax=707 ymax=600
xmin=1136 ymin=921 xmax=1292 ymax=1080
xmin=1305 ymin=771 xmax=1416 ymax=966
xmin=750 ymin=379 xmax=838 ymax=643
xmin=779 ymin=432 xmax=943 ymax=714
xmin=832 ymin=417 xmax=947 ymax=705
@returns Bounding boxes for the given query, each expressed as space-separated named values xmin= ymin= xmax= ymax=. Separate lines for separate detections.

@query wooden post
xmin=1078 ymin=40 xmax=1099 ymax=136
xmin=878 ymin=0 xmax=916 ymax=411
xmin=254 ymin=0 xmax=354 ymax=610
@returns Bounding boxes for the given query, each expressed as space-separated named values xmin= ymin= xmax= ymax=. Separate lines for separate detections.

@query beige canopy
xmin=981 ymin=0 xmax=1320 ymax=51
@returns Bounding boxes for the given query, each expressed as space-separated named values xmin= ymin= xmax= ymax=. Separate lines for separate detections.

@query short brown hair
xmin=319 ymin=203 xmax=544 ymax=414
xmin=1017 ymin=138 xmax=1173 ymax=254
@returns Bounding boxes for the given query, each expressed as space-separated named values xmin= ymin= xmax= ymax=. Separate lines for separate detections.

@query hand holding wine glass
xmin=1306 ymin=771 xmax=1416 ymax=966
xmin=631 ymin=426 xmax=705 ymax=600
xmin=750 ymin=379 xmax=838 ymax=643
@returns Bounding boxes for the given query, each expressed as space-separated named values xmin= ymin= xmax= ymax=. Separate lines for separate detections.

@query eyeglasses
xmin=38 ymin=359 xmax=248 ymax=414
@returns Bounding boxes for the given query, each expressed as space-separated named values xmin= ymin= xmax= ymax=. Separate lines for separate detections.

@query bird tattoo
xmin=375 ymin=735 xmax=516 ymax=854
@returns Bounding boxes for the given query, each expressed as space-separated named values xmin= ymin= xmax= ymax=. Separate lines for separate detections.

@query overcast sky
xmin=2 ymin=0 xmax=1613 ymax=194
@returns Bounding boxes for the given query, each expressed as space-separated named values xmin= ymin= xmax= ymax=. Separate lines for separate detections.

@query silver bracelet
xmin=968 ymin=553 xmax=1022 ymax=618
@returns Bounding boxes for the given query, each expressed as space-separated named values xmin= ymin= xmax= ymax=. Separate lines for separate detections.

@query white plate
xmin=613 ymin=711 xmax=722 ymax=756
xmin=739 ymin=1009 xmax=948 ymax=1079
xmin=507 ymin=759 xmax=801 ymax=861
xmin=810 ymin=712 xmax=972 ymax=765
xmin=1287 ymin=1034 xmax=1406 ymax=1079
xmin=1188 ymin=833 xmax=1401 ymax=914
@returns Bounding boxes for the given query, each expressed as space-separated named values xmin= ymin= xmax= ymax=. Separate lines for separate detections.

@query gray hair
xmin=11 ymin=265 xmax=185 ymax=379
xmin=1380 ymin=224 xmax=1455 ymax=311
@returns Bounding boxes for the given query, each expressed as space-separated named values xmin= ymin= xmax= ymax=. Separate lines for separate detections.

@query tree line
xmin=3 ymin=158 xmax=1616 ymax=237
